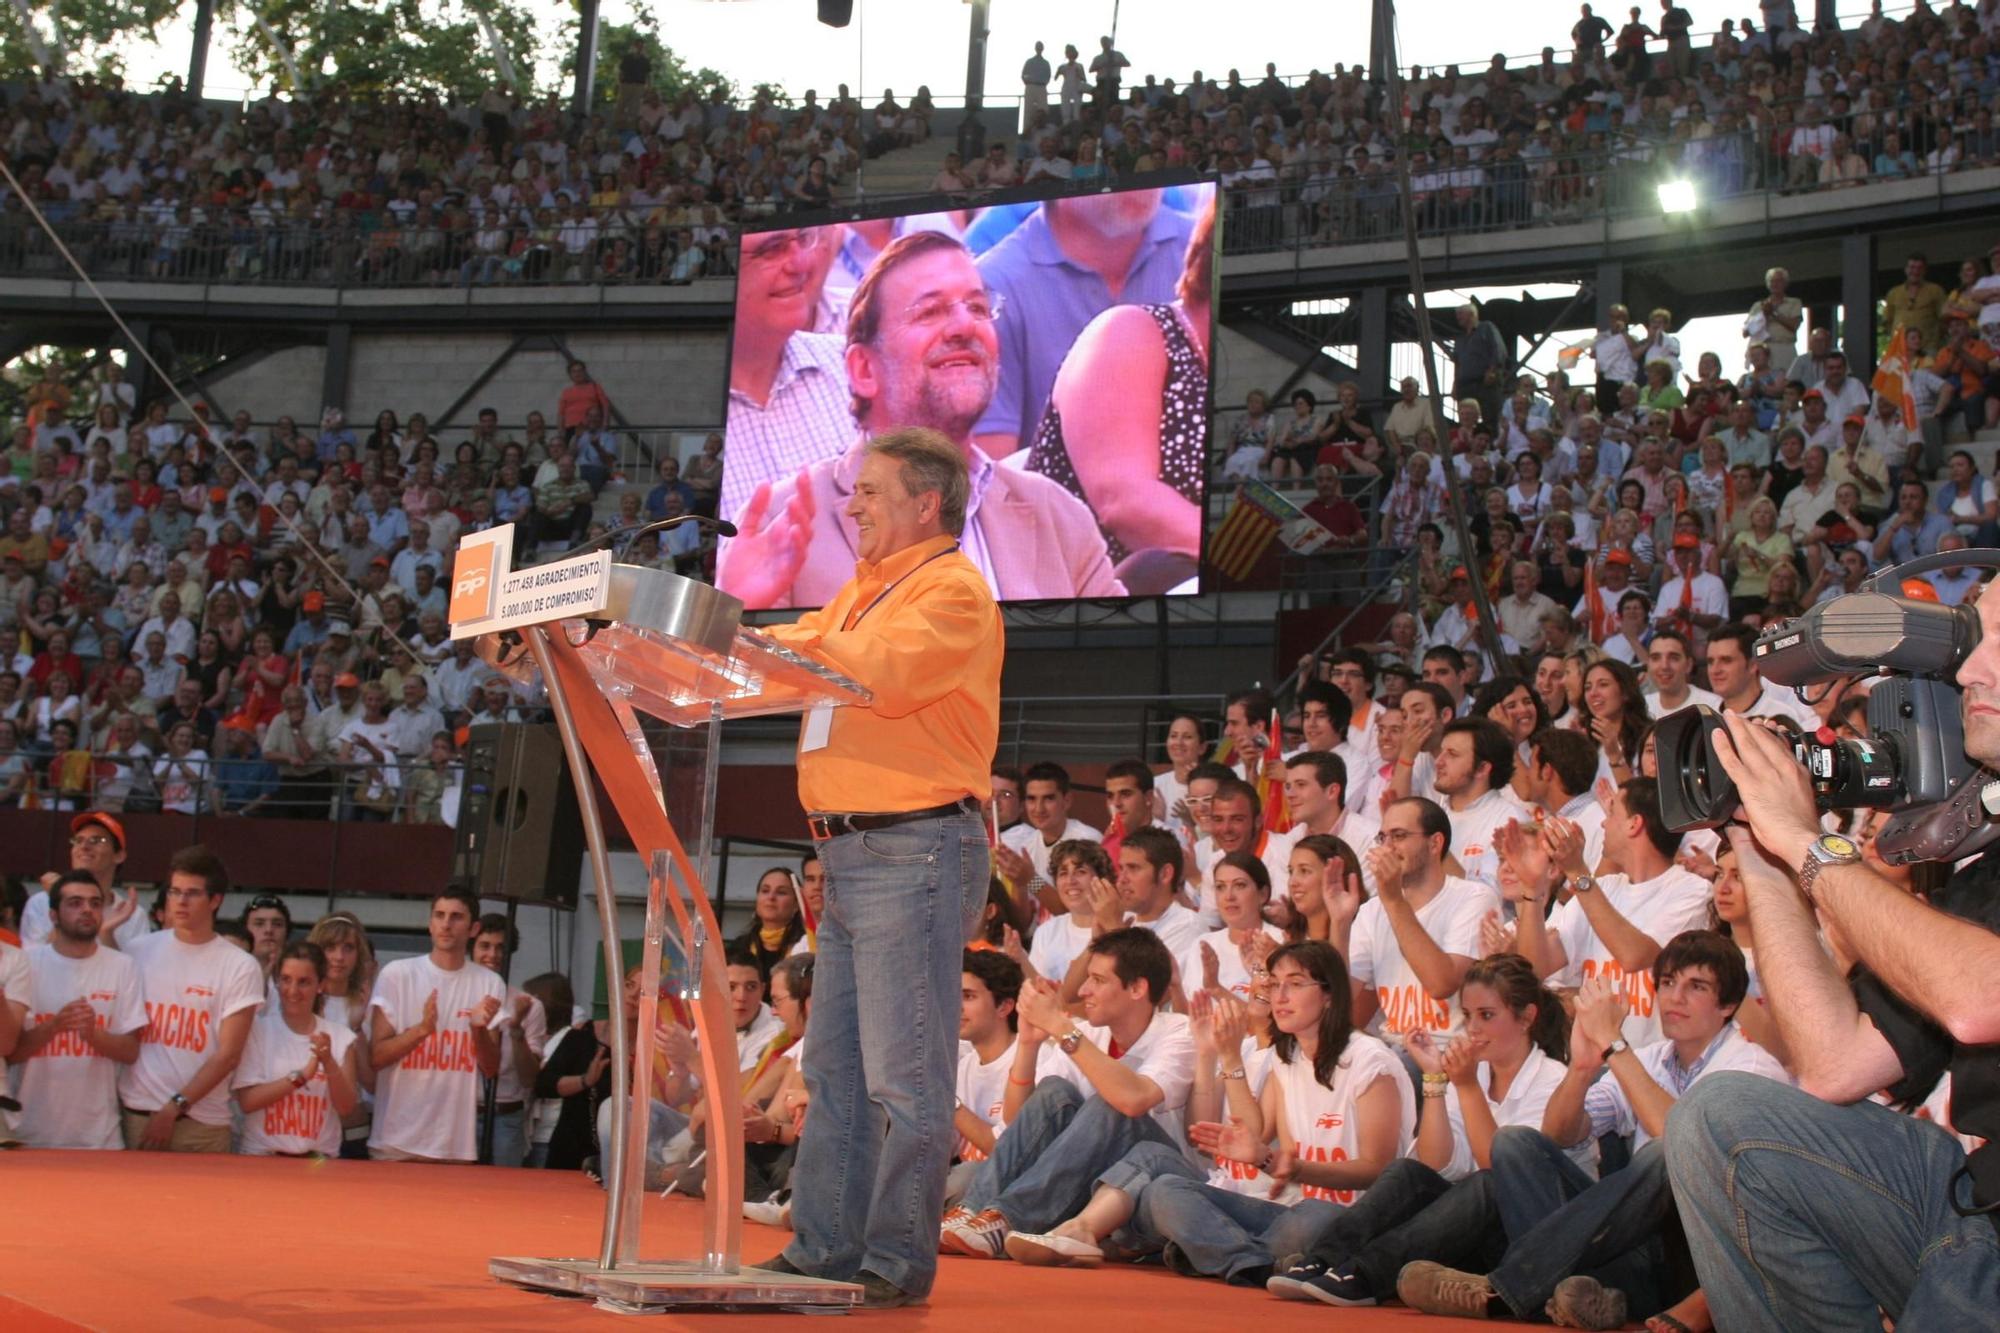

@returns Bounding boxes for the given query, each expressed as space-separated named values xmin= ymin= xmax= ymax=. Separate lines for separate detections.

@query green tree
xmin=0 ymin=0 xmax=181 ymax=82
xmin=222 ymin=0 xmax=551 ymax=100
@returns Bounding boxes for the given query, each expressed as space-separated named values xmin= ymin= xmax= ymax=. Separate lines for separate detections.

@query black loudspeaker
xmin=454 ymin=724 xmax=584 ymax=908
xmin=818 ymin=0 xmax=853 ymax=27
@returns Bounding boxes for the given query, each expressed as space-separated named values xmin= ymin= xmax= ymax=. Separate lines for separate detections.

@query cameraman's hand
xmin=1710 ymin=712 xmax=1822 ymax=868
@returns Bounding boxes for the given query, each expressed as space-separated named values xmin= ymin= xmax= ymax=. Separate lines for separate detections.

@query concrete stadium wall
xmin=1209 ymin=324 xmax=1348 ymax=417
xmin=197 ymin=328 xmax=732 ymax=438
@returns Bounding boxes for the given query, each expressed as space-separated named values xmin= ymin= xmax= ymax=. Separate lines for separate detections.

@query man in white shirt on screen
xmin=1504 ymin=776 xmax=1716 ymax=1047
xmin=118 ymin=846 xmax=266 ymax=1152
xmin=8 ymin=873 xmax=147 ymax=1149
xmin=368 ymin=886 xmax=507 ymax=1163
xmin=717 ymin=231 xmax=1124 ymax=608
xmin=1350 ymin=798 xmax=1500 ymax=1046
xmin=473 ymin=913 xmax=548 ymax=1167
xmin=720 ymin=223 xmax=854 ymax=528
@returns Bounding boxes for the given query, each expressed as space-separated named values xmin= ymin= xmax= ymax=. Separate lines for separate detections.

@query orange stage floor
xmin=0 ymin=1152 xmax=1546 ymax=1331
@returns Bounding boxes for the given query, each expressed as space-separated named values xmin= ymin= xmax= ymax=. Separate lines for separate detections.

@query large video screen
xmin=715 ymin=179 xmax=1218 ymax=608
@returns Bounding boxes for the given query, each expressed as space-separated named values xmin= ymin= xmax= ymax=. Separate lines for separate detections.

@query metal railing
xmin=10 ymin=126 xmax=1991 ymax=294
xmin=0 ymin=749 xmax=465 ymax=824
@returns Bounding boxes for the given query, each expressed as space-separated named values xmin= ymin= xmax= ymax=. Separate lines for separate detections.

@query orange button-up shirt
xmin=764 ymin=533 xmax=1002 ymax=815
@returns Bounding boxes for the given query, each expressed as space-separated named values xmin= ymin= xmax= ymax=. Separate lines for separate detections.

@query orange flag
xmin=1259 ymin=707 xmax=1291 ymax=835
xmin=1873 ymin=326 xmax=1921 ymax=430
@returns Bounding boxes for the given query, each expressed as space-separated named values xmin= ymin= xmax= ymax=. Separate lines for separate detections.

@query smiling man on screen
xmin=719 ymin=231 xmax=1123 ymax=609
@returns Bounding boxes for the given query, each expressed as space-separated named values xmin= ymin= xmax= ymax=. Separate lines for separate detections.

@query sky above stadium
xmin=117 ymin=0 xmax=1886 ymax=105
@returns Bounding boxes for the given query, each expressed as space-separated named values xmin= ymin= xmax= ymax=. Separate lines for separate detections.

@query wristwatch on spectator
xmin=1056 ymin=1027 xmax=1085 ymax=1056
xmin=1798 ymin=832 xmax=1861 ymax=907
xmin=167 ymin=1092 xmax=190 ymax=1113
xmin=1601 ymin=1038 xmax=1631 ymax=1063
xmin=1568 ymin=873 xmax=1596 ymax=895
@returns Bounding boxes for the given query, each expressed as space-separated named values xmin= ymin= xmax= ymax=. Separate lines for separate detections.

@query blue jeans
xmin=1304 ymin=1157 xmax=1506 ymax=1297
xmin=592 ymin=1098 xmax=690 ymax=1180
xmin=479 ymin=1105 xmax=527 ymax=1167
xmin=1668 ymin=1073 xmax=2000 ymax=1332
xmin=1487 ymin=1125 xmax=1675 ymax=1319
xmin=782 ymin=812 xmax=988 ymax=1297
xmin=1134 ymin=1176 xmax=1342 ymax=1282
xmin=959 ymin=1077 xmax=1182 ymax=1233
xmin=1095 ymin=1139 xmax=1207 ymax=1251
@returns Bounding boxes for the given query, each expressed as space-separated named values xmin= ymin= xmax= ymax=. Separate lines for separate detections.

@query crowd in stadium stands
xmin=6 ymin=0 xmax=2000 ymax=284
xmin=1005 ymin=0 xmax=2000 ymax=248
xmin=0 ymin=352 xmax=727 ymax=816
xmin=0 ymin=53 xmax=925 ymax=284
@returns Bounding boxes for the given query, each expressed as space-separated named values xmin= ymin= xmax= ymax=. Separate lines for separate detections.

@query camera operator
xmin=1664 ymin=600 xmax=2000 ymax=1328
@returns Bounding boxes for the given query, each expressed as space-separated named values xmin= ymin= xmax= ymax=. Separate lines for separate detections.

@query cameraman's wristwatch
xmin=1797 ymin=833 xmax=1861 ymax=907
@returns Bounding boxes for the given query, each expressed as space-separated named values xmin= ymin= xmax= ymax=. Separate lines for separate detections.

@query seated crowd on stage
xmin=2 ymin=620 xmax=1988 ymax=1326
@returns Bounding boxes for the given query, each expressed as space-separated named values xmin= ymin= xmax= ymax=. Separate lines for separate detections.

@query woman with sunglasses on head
xmin=232 ymin=942 xmax=361 ymax=1158
xmin=307 ymin=911 xmax=379 ymax=1154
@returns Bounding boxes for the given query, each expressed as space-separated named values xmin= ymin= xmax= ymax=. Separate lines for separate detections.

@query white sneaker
xmin=743 ymin=1198 xmax=792 ymax=1228
xmin=658 ymin=1127 xmax=694 ymax=1168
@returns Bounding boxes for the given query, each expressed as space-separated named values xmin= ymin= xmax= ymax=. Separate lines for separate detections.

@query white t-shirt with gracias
xmin=1348 ymin=875 xmax=1501 ymax=1044
xmin=120 ymin=932 xmax=268 ymax=1126
xmin=14 ymin=943 xmax=149 ymax=1149
xmin=368 ymin=954 xmax=509 ymax=1162
xmin=234 ymin=1011 xmax=358 ymax=1156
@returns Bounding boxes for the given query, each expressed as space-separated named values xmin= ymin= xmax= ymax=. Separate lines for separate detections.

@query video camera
xmin=1654 ymin=550 xmax=2000 ymax=865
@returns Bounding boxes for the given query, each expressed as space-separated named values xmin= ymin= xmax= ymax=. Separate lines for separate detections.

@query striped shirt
xmin=721 ymin=332 xmax=855 ymax=526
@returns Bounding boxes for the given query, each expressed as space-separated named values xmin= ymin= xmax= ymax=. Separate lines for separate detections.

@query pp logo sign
xmin=449 ymin=545 xmax=499 ymax=625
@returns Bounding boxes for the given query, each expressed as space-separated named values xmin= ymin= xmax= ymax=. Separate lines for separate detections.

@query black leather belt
xmin=492 ymin=1101 xmax=525 ymax=1114
xmin=808 ymin=797 xmax=978 ymax=841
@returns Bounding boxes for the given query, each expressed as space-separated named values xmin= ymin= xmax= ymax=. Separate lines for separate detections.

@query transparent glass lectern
xmin=479 ymin=562 xmax=868 ymax=1311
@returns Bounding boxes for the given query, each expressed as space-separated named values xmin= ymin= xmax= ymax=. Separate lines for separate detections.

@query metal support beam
xmin=571 ymin=0 xmax=601 ymax=124
xmin=957 ymin=0 xmax=991 ymax=160
xmin=187 ymin=0 xmax=216 ymax=99
xmin=1839 ymin=231 xmax=1878 ymax=378
xmin=1594 ymin=262 xmax=1625 ymax=326
xmin=321 ymin=322 xmax=352 ymax=414
xmin=1369 ymin=0 xmax=1398 ymax=88
xmin=1357 ymin=286 xmax=1391 ymax=403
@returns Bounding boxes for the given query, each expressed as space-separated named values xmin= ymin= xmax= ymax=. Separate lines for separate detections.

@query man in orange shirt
xmin=754 ymin=426 xmax=1002 ymax=1308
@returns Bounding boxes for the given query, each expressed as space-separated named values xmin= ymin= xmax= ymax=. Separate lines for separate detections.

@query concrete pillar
xmin=321 ymin=322 xmax=352 ymax=414
xmin=1595 ymin=261 xmax=1625 ymax=326
xmin=1357 ymin=286 xmax=1391 ymax=403
xmin=1840 ymin=231 xmax=1877 ymax=378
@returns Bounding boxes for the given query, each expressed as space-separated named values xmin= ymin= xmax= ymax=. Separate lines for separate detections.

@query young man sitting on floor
xmin=938 ymin=928 xmax=1194 ymax=1259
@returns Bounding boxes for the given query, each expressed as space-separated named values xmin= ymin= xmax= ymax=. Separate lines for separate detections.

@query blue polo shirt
xmin=973 ymin=200 xmax=1196 ymax=447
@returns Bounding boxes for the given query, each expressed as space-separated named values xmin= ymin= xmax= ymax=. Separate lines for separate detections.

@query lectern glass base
xmin=489 ymin=1256 xmax=863 ymax=1311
